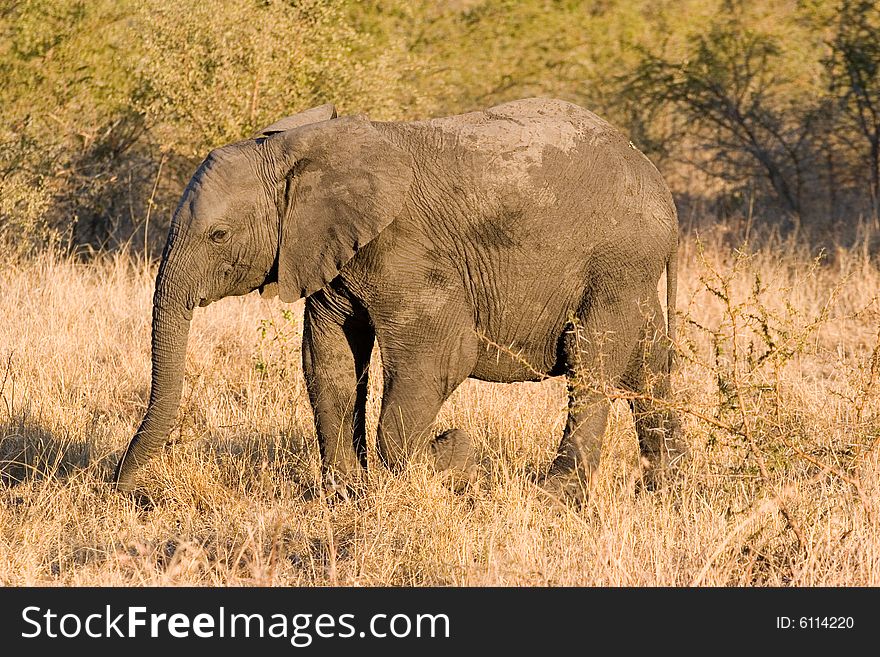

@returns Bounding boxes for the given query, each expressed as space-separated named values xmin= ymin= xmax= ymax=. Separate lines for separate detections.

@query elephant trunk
xmin=114 ymin=254 xmax=194 ymax=492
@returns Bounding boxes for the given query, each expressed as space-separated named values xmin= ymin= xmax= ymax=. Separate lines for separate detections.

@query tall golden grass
xmin=1 ymin=224 xmax=879 ymax=585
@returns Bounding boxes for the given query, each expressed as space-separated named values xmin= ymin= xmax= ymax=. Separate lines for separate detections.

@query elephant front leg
xmin=377 ymin=384 xmax=477 ymax=488
xmin=302 ymin=292 xmax=374 ymax=490
xmin=375 ymin=333 xmax=478 ymax=485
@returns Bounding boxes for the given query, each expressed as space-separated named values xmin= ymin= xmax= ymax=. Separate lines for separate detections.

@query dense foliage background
xmin=1 ymin=0 xmax=878 ymax=254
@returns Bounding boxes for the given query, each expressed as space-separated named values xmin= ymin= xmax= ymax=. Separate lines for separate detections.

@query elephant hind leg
xmin=622 ymin=296 xmax=686 ymax=491
xmin=541 ymin=291 xmax=646 ymax=504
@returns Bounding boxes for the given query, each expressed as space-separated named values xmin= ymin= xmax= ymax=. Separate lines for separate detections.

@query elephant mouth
xmin=258 ymin=282 xmax=280 ymax=299
xmin=258 ymin=261 xmax=280 ymax=299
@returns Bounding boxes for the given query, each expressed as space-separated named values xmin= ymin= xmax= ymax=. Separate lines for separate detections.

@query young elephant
xmin=114 ymin=98 xmax=685 ymax=501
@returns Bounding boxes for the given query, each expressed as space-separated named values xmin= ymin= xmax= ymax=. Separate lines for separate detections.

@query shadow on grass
xmin=0 ymin=412 xmax=106 ymax=487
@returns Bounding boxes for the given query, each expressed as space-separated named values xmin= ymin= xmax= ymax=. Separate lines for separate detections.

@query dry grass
xmin=2 ymin=224 xmax=880 ymax=586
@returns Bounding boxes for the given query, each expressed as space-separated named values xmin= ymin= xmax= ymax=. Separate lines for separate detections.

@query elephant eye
xmin=209 ymin=228 xmax=230 ymax=243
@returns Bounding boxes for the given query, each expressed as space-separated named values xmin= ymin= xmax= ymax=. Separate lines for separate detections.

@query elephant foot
xmin=537 ymin=468 xmax=594 ymax=507
xmin=638 ymin=435 xmax=689 ymax=493
xmin=430 ymin=428 xmax=477 ymax=491
xmin=321 ymin=466 xmax=367 ymax=503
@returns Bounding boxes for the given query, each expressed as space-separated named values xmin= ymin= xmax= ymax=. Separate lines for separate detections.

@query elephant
xmin=113 ymin=97 xmax=686 ymax=503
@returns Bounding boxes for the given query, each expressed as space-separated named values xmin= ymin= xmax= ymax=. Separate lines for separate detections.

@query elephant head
xmin=113 ymin=104 xmax=414 ymax=492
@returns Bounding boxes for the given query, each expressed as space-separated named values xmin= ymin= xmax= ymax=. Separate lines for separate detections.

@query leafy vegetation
xmin=2 ymin=1 xmax=879 ymax=254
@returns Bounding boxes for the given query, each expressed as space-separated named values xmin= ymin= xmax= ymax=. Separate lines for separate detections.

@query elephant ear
xmin=252 ymin=103 xmax=337 ymax=139
xmin=269 ymin=116 xmax=413 ymax=302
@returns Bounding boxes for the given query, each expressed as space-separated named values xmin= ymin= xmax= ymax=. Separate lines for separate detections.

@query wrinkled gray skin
xmin=114 ymin=98 xmax=685 ymax=502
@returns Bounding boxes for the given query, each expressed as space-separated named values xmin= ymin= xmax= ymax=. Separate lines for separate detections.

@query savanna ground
xmin=2 ymin=222 xmax=880 ymax=586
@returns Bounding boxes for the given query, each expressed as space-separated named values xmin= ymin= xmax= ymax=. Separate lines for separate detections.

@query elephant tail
xmin=666 ymin=239 xmax=678 ymax=372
